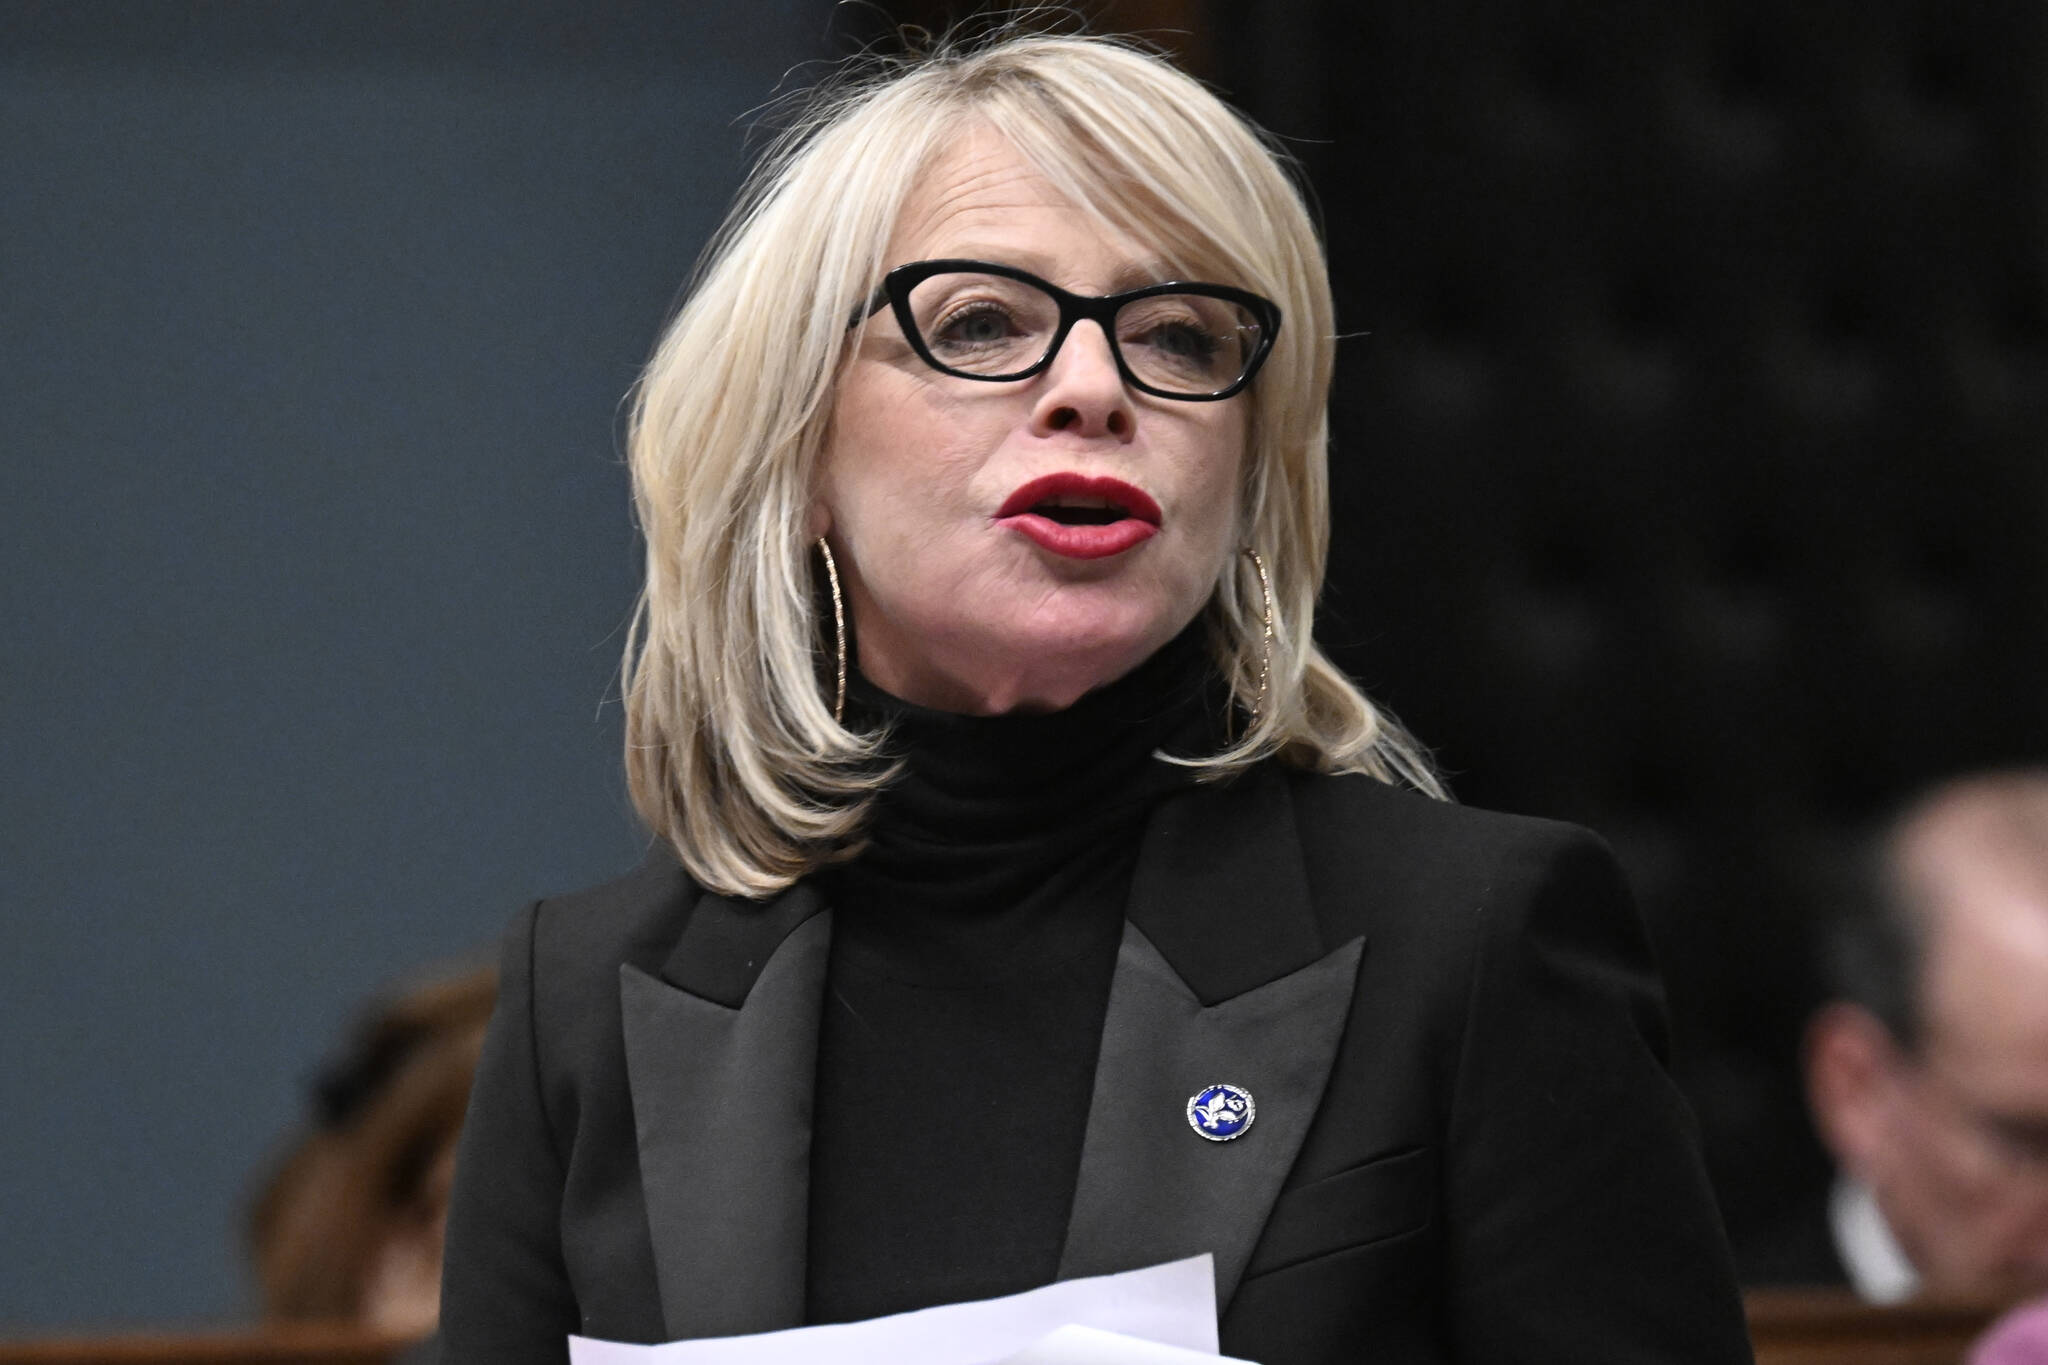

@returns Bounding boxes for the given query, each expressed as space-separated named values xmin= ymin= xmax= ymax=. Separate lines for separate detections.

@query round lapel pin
xmin=1186 ymin=1083 xmax=1255 ymax=1141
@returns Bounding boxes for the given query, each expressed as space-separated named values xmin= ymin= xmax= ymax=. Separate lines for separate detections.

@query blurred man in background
xmin=1805 ymin=770 xmax=2048 ymax=1302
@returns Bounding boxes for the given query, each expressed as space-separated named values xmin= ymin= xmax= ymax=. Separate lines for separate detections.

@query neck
xmin=829 ymin=620 xmax=1226 ymax=934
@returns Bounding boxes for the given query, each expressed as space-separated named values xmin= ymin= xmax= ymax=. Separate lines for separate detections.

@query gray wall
xmin=2 ymin=3 xmax=832 ymax=1328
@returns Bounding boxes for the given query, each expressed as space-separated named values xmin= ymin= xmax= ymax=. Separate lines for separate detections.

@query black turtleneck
xmin=803 ymin=629 xmax=1226 ymax=1325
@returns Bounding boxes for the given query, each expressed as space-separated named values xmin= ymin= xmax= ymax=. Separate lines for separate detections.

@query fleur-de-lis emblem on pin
xmin=1186 ymin=1083 xmax=1255 ymax=1141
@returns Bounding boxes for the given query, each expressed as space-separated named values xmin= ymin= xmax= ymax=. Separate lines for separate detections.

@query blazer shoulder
xmin=1285 ymin=767 xmax=1614 ymax=871
xmin=516 ymin=844 xmax=700 ymax=1010
xmin=1279 ymin=768 xmax=1626 ymax=944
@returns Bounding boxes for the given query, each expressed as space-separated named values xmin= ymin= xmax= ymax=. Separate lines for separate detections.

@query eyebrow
xmin=928 ymin=247 xmax=1184 ymax=292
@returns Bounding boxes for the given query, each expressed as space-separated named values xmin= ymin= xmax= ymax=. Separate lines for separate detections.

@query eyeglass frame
xmin=853 ymin=258 xmax=1283 ymax=402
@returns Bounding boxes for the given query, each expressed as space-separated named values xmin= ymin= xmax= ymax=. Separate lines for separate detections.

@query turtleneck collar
xmin=823 ymin=623 xmax=1231 ymax=980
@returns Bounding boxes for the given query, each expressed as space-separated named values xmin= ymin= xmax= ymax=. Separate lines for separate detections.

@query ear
xmin=804 ymin=500 xmax=831 ymax=542
xmin=1804 ymin=1002 xmax=1903 ymax=1179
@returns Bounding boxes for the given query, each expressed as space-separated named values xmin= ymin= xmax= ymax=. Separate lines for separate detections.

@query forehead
xmin=1918 ymin=867 xmax=2048 ymax=1095
xmin=886 ymin=127 xmax=1169 ymax=284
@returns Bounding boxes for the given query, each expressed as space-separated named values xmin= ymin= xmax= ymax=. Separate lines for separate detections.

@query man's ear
xmin=1805 ymin=1002 xmax=1903 ymax=1179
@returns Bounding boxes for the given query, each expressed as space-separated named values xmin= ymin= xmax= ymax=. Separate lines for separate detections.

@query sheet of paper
xmin=567 ymin=1253 xmax=1222 ymax=1365
xmin=996 ymin=1324 xmax=1254 ymax=1364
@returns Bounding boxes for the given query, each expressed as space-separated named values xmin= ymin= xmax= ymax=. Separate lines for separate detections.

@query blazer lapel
xmin=1057 ymin=767 xmax=1365 ymax=1305
xmin=619 ymin=882 xmax=830 ymax=1339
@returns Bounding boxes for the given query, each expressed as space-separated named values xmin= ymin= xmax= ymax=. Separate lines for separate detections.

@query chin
xmin=976 ymin=609 xmax=1182 ymax=707
xmin=867 ymin=578 xmax=1203 ymax=714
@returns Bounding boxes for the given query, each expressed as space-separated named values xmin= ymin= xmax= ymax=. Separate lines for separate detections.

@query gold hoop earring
xmin=817 ymin=538 xmax=847 ymax=725
xmin=1244 ymin=546 xmax=1275 ymax=729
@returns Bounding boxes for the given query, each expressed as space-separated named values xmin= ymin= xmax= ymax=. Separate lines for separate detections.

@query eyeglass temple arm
xmin=846 ymin=283 xmax=891 ymax=332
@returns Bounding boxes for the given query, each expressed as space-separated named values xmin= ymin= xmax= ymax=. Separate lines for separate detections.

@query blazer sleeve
xmin=1442 ymin=825 xmax=1755 ymax=1364
xmin=439 ymin=900 xmax=580 ymax=1365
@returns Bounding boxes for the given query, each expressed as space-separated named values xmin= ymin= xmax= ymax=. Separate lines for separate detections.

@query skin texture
xmin=1806 ymin=779 xmax=2048 ymax=1300
xmin=811 ymin=127 xmax=1248 ymax=715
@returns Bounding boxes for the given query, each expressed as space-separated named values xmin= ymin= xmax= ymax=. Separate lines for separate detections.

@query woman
xmin=441 ymin=34 xmax=1753 ymax=1364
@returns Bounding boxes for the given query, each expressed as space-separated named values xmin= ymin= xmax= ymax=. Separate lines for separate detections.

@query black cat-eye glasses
xmin=855 ymin=258 xmax=1281 ymax=401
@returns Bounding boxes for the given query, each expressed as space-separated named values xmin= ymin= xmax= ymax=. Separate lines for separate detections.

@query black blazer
xmin=441 ymin=765 xmax=1755 ymax=1364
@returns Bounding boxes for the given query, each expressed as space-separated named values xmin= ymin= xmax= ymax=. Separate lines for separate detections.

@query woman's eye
xmin=1140 ymin=320 xmax=1224 ymax=365
xmin=931 ymin=303 xmax=1019 ymax=348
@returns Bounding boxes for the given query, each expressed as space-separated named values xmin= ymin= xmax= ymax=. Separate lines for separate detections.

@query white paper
xmin=567 ymin=1254 xmax=1225 ymax=1365
xmin=996 ymin=1324 xmax=1254 ymax=1364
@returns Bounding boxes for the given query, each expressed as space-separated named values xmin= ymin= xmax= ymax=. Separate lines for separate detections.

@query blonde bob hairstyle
xmin=623 ymin=32 xmax=1443 ymax=899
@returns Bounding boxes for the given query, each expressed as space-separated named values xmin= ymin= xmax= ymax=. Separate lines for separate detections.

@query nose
xmin=1029 ymin=319 xmax=1134 ymax=441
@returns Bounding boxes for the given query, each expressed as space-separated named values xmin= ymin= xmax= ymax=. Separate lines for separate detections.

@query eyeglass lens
xmin=904 ymin=271 xmax=1265 ymax=395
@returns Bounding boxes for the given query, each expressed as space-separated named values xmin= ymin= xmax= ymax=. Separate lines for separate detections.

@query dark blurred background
xmin=1 ymin=0 xmax=835 ymax=1327
xmin=5 ymin=0 xmax=2046 ymax=1330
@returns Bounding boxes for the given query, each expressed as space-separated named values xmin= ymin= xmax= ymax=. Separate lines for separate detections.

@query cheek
xmin=820 ymin=382 xmax=896 ymax=504
xmin=1890 ymin=1094 xmax=2007 ymax=1210
xmin=819 ymin=399 xmax=1007 ymax=600
xmin=1184 ymin=421 xmax=1250 ymax=551
xmin=821 ymin=382 xmax=934 ymax=529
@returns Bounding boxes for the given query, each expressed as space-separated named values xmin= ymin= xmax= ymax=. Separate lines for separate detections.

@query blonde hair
xmin=624 ymin=32 xmax=1443 ymax=898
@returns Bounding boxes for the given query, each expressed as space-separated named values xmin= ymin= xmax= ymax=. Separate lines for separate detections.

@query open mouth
xmin=1033 ymin=500 xmax=1130 ymax=526
xmin=995 ymin=474 xmax=1162 ymax=560
xmin=996 ymin=474 xmax=1162 ymax=525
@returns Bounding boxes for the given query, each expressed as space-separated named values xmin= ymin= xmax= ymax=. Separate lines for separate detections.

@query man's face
xmin=1859 ymin=850 xmax=2048 ymax=1298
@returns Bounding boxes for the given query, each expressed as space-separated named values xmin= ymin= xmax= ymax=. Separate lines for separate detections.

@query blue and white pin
xmin=1186 ymin=1083 xmax=1255 ymax=1141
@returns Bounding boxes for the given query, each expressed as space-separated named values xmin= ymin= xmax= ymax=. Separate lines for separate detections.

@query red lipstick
xmin=995 ymin=473 xmax=1163 ymax=560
